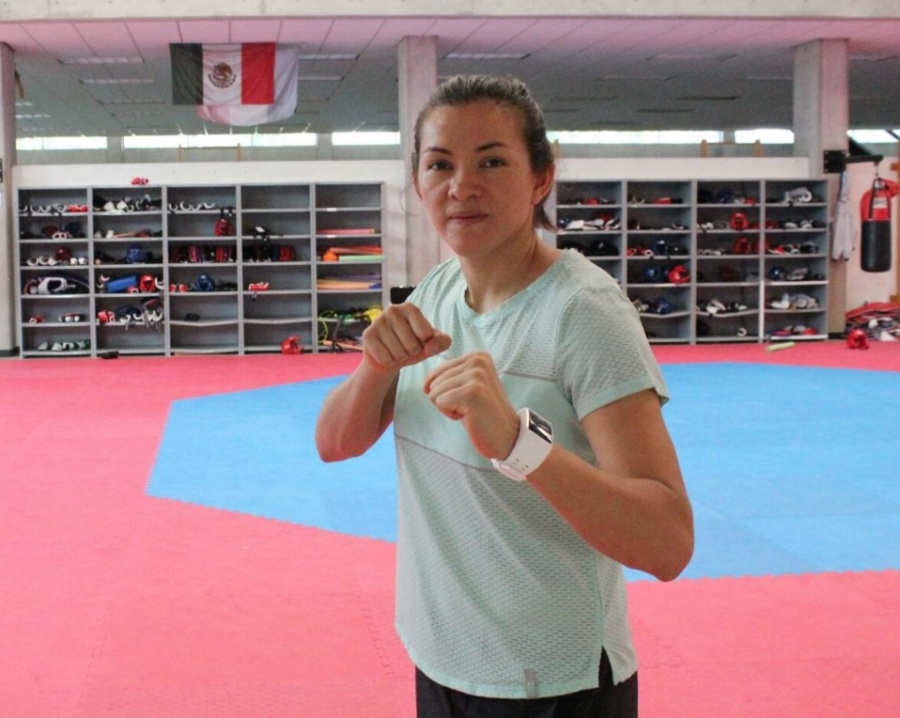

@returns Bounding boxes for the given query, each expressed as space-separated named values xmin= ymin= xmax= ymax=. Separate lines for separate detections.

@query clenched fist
xmin=361 ymin=303 xmax=452 ymax=375
xmin=423 ymin=351 xmax=520 ymax=461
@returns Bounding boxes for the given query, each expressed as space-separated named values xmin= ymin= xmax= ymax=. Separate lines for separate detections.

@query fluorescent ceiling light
xmin=100 ymin=99 xmax=166 ymax=105
xmin=297 ymin=53 xmax=358 ymax=60
xmin=80 ymin=78 xmax=154 ymax=85
xmin=637 ymin=108 xmax=696 ymax=114
xmin=445 ymin=53 xmax=529 ymax=60
xmin=650 ymin=52 xmax=736 ymax=61
xmin=677 ymin=95 xmax=740 ymax=101
xmin=59 ymin=57 xmax=143 ymax=65
xmin=850 ymin=53 xmax=897 ymax=62
xmin=299 ymin=75 xmax=343 ymax=82
xmin=112 ymin=109 xmax=167 ymax=117
xmin=600 ymin=74 xmax=674 ymax=82
xmin=551 ymin=95 xmax=617 ymax=102
xmin=745 ymin=75 xmax=792 ymax=82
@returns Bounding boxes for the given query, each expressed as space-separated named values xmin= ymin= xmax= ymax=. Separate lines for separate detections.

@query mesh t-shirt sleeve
xmin=555 ymin=284 xmax=669 ymax=421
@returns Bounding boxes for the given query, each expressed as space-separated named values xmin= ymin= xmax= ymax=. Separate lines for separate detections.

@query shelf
xmin=15 ymin=181 xmax=386 ymax=358
xmin=551 ymin=177 xmax=829 ymax=345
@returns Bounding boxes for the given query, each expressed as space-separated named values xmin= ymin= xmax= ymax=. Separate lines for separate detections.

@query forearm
xmin=315 ymin=361 xmax=399 ymax=462
xmin=527 ymin=447 xmax=694 ymax=582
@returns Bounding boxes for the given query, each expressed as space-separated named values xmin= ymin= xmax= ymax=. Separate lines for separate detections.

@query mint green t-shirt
xmin=393 ymin=250 xmax=668 ymax=699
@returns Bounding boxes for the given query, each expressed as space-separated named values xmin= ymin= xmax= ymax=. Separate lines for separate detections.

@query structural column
xmin=0 ymin=43 xmax=17 ymax=355
xmin=398 ymin=36 xmax=439 ymax=286
xmin=315 ymin=132 xmax=334 ymax=160
xmin=792 ymin=38 xmax=849 ymax=334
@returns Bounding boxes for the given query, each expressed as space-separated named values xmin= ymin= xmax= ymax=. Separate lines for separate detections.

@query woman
xmin=316 ymin=74 xmax=693 ymax=718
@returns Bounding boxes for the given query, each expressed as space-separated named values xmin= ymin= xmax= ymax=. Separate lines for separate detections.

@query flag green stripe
xmin=170 ymin=44 xmax=204 ymax=105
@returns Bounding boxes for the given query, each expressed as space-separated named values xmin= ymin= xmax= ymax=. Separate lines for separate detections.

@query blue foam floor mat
xmin=147 ymin=363 xmax=900 ymax=580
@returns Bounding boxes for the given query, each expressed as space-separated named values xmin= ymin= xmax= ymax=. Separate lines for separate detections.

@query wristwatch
xmin=491 ymin=408 xmax=554 ymax=482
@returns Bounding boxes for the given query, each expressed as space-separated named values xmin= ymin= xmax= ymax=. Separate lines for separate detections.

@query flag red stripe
xmin=241 ymin=43 xmax=275 ymax=104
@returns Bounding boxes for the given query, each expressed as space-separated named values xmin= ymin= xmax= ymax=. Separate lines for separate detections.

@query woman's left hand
xmin=423 ymin=351 xmax=519 ymax=460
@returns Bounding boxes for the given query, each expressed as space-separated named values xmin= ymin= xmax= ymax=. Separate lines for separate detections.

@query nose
xmin=448 ymin=166 xmax=480 ymax=200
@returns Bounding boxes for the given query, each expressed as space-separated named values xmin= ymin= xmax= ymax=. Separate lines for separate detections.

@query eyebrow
xmin=422 ymin=140 xmax=509 ymax=155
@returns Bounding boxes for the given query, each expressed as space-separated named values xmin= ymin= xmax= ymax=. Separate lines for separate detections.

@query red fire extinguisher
xmin=859 ymin=176 xmax=898 ymax=272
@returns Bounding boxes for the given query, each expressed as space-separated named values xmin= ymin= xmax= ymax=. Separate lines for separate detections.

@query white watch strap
xmin=491 ymin=408 xmax=553 ymax=481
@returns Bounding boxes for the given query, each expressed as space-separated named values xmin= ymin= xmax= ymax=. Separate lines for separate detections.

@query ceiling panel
xmin=175 ymin=20 xmax=232 ymax=44
xmin=19 ymin=23 xmax=92 ymax=60
xmin=126 ymin=21 xmax=182 ymax=59
xmin=275 ymin=18 xmax=335 ymax=49
xmin=229 ymin=19 xmax=285 ymax=44
xmin=70 ymin=22 xmax=141 ymax=56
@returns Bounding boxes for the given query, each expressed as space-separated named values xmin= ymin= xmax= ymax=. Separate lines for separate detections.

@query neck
xmin=461 ymin=233 xmax=559 ymax=313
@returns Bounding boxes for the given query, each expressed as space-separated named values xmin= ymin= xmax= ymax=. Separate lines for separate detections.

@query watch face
xmin=528 ymin=410 xmax=553 ymax=443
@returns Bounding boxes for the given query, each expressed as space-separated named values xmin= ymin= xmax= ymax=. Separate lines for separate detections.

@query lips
xmin=448 ymin=210 xmax=488 ymax=222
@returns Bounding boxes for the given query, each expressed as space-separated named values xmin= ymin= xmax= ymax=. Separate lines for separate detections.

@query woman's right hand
xmin=362 ymin=303 xmax=452 ymax=375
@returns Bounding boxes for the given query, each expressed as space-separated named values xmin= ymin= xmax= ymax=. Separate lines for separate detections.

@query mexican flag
xmin=170 ymin=43 xmax=300 ymax=126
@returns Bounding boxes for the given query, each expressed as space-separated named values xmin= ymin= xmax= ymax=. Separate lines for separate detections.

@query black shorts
xmin=415 ymin=650 xmax=638 ymax=718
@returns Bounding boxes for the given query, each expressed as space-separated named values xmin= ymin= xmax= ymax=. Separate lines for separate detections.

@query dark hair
xmin=412 ymin=74 xmax=556 ymax=231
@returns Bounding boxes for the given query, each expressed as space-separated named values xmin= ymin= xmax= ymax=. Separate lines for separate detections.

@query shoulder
xmin=408 ymin=258 xmax=462 ymax=306
xmin=552 ymin=250 xmax=622 ymax=298
xmin=551 ymin=251 xmax=634 ymax=325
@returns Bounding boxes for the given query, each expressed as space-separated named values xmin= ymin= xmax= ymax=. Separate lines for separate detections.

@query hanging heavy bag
xmin=859 ymin=177 xmax=898 ymax=273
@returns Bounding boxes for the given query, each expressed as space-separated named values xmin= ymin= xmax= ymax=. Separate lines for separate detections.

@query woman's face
xmin=414 ymin=100 xmax=553 ymax=260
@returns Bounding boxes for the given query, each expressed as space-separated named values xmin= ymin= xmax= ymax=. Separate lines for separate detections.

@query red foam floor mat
xmin=2 ymin=344 xmax=899 ymax=717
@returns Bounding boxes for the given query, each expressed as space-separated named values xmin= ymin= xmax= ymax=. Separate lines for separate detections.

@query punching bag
xmin=859 ymin=176 xmax=898 ymax=273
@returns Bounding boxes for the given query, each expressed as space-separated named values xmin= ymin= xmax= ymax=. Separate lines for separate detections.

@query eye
xmin=482 ymin=157 xmax=507 ymax=168
xmin=426 ymin=159 xmax=452 ymax=171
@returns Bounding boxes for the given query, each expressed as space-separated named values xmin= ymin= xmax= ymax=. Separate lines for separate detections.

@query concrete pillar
xmin=315 ymin=132 xmax=334 ymax=160
xmin=793 ymin=39 xmax=849 ymax=334
xmin=0 ymin=43 xmax=17 ymax=355
xmin=398 ymin=36 xmax=439 ymax=285
xmin=107 ymin=135 xmax=125 ymax=163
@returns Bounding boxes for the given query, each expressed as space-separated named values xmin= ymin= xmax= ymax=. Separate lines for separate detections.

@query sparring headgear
xmin=139 ymin=274 xmax=157 ymax=293
xmin=668 ymin=265 xmax=690 ymax=284
xmin=847 ymin=329 xmax=869 ymax=350
xmin=281 ymin=336 xmax=303 ymax=354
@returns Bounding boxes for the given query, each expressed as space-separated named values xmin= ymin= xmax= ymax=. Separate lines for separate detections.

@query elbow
xmin=654 ymin=553 xmax=692 ymax=583
xmin=314 ymin=429 xmax=369 ymax=464
xmin=653 ymin=494 xmax=695 ymax=582
xmin=317 ymin=446 xmax=342 ymax=463
xmin=314 ymin=428 xmax=344 ymax=463
xmin=653 ymin=529 xmax=694 ymax=583
xmin=315 ymin=437 xmax=352 ymax=464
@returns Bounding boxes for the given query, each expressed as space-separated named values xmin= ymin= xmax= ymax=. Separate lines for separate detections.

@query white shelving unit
xmin=13 ymin=158 xmax=830 ymax=356
xmin=552 ymin=177 xmax=829 ymax=344
xmin=15 ymin=181 xmax=385 ymax=357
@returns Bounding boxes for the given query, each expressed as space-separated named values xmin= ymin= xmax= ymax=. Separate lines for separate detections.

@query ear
xmin=531 ymin=162 xmax=556 ymax=206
